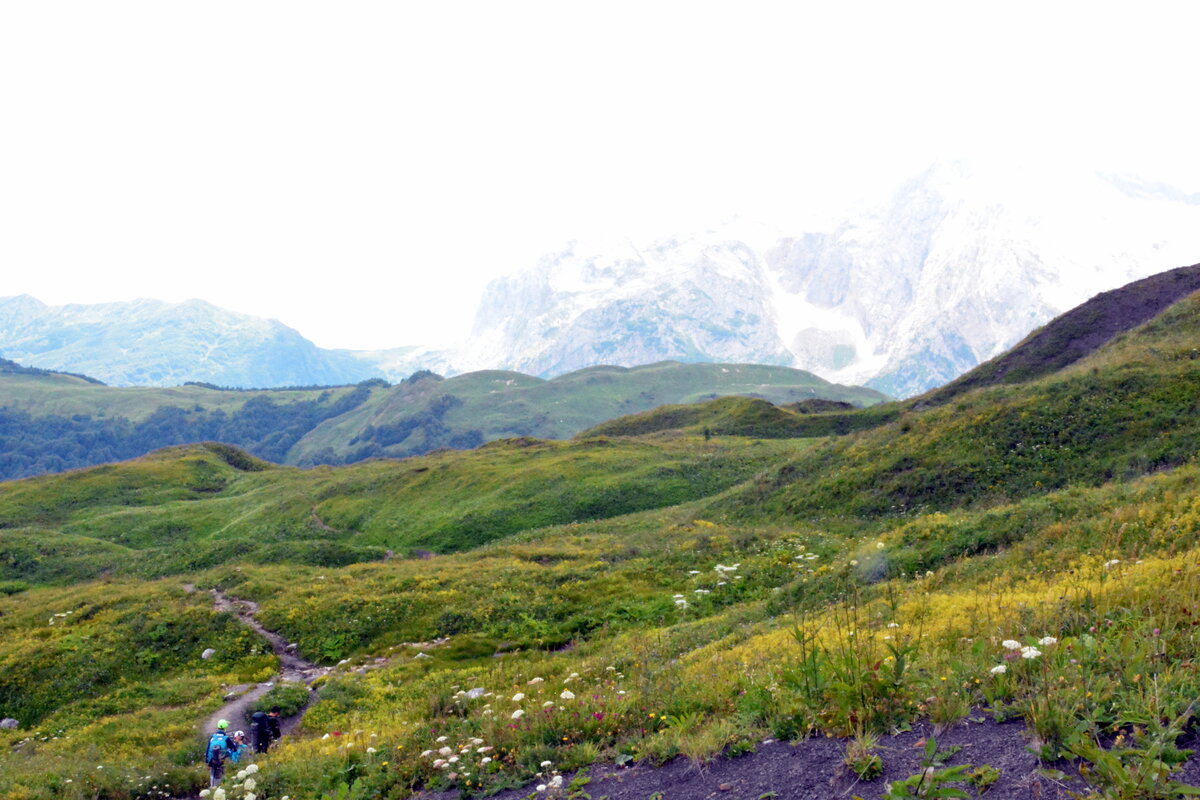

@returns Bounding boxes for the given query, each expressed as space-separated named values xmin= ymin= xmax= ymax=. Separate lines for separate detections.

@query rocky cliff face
xmin=463 ymin=234 xmax=794 ymax=376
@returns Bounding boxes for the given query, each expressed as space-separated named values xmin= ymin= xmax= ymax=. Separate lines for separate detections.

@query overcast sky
xmin=2 ymin=1 xmax=1198 ymax=349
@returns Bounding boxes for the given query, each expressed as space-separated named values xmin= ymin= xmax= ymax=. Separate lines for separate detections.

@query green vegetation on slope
xmin=0 ymin=436 xmax=802 ymax=584
xmin=287 ymin=361 xmax=887 ymax=464
xmin=0 ymin=377 xmax=379 ymax=479
xmin=6 ymin=282 xmax=1200 ymax=800
xmin=0 ymin=361 xmax=884 ymax=481
xmin=726 ymin=293 xmax=1200 ymax=522
xmin=920 ymin=261 xmax=1200 ymax=406
xmin=579 ymin=394 xmax=900 ymax=439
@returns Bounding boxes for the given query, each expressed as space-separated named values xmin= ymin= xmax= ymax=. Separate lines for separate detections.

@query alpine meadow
xmin=6 ymin=263 xmax=1200 ymax=799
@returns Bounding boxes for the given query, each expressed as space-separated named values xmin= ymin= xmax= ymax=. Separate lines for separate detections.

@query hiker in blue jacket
xmin=205 ymin=719 xmax=235 ymax=787
xmin=228 ymin=730 xmax=251 ymax=765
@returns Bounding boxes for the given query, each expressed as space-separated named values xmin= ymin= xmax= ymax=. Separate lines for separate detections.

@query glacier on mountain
xmin=455 ymin=160 xmax=1200 ymax=397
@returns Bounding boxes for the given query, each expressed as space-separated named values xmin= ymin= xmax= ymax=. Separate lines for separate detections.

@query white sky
xmin=2 ymin=1 xmax=1198 ymax=349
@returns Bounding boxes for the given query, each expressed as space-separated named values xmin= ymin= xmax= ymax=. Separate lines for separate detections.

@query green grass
xmin=0 ymin=372 xmax=354 ymax=422
xmin=0 ymin=436 xmax=803 ymax=584
xmin=6 ymin=287 xmax=1200 ymax=799
xmin=578 ymin=394 xmax=900 ymax=439
xmin=287 ymin=361 xmax=889 ymax=464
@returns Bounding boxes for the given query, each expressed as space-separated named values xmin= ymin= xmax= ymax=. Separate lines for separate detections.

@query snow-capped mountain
xmin=457 ymin=161 xmax=1200 ymax=397
xmin=4 ymin=161 xmax=1198 ymax=395
xmin=460 ymin=231 xmax=794 ymax=377
xmin=0 ymin=296 xmax=377 ymax=387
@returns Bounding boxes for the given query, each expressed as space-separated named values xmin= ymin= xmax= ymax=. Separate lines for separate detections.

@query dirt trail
xmin=200 ymin=589 xmax=330 ymax=738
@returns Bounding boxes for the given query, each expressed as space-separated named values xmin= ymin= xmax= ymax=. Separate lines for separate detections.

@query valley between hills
xmin=4 ymin=264 xmax=1200 ymax=799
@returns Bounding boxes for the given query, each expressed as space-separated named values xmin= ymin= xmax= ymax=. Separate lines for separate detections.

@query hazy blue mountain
xmin=0 ymin=296 xmax=378 ymax=388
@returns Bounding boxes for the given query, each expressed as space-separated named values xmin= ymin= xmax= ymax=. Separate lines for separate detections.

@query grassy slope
xmin=920 ymin=262 xmax=1200 ymax=406
xmin=7 ymin=288 xmax=1200 ymax=799
xmin=578 ymin=394 xmax=901 ymax=439
xmin=286 ymin=362 xmax=888 ymax=463
xmin=0 ymin=371 xmax=356 ymax=421
xmin=720 ymin=291 xmax=1200 ymax=522
xmin=0 ymin=436 xmax=803 ymax=583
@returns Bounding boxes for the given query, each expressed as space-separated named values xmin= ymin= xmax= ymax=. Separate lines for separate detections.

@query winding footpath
xmin=195 ymin=586 xmax=330 ymax=739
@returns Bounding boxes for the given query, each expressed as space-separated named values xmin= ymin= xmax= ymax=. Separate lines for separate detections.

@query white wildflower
xmin=990 ymin=664 xmax=1007 ymax=675
xmin=540 ymin=760 xmax=553 ymax=767
xmin=1021 ymin=646 xmax=1042 ymax=660
xmin=560 ymin=689 xmax=575 ymax=700
xmin=1002 ymin=639 xmax=1022 ymax=650
xmin=527 ymin=677 xmax=544 ymax=684
xmin=512 ymin=692 xmax=525 ymax=702
xmin=512 ymin=709 xmax=525 ymax=719
xmin=1038 ymin=636 xmax=1058 ymax=646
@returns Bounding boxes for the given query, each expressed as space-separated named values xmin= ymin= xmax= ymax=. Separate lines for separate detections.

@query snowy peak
xmin=466 ymin=231 xmax=793 ymax=377
xmin=453 ymin=160 xmax=1200 ymax=396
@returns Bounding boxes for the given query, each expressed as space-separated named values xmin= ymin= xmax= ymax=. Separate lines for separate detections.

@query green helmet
xmin=217 ymin=719 xmax=229 ymax=730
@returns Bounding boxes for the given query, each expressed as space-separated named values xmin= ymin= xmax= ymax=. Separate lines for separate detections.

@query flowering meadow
xmin=7 ymin=296 xmax=1200 ymax=797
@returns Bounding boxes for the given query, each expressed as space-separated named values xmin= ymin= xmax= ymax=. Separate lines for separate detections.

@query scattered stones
xmin=414 ymin=652 xmax=433 ymax=660
xmin=0 ymin=718 xmax=19 ymax=729
xmin=201 ymin=648 xmax=216 ymax=660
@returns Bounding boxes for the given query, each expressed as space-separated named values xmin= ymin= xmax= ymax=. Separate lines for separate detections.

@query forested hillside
xmin=0 ymin=361 xmax=884 ymax=480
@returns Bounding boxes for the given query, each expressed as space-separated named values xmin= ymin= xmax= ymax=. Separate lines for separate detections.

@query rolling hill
xmin=0 ymin=360 xmax=884 ymax=480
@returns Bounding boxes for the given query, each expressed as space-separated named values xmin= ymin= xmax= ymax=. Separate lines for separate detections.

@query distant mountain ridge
xmin=3 ymin=161 xmax=1199 ymax=395
xmin=0 ymin=295 xmax=379 ymax=388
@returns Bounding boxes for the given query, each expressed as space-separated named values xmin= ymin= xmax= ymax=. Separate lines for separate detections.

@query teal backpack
xmin=205 ymin=732 xmax=230 ymax=766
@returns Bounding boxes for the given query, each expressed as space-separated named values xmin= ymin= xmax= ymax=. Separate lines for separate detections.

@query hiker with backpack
xmin=204 ymin=719 xmax=235 ymax=787
xmin=250 ymin=706 xmax=282 ymax=753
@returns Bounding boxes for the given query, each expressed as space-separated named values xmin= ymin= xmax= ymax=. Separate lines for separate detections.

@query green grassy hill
xmin=0 ymin=360 xmax=883 ymax=481
xmin=286 ymin=361 xmax=887 ymax=464
xmin=0 ymin=435 xmax=800 ymax=584
xmin=578 ymin=394 xmax=900 ymax=439
xmin=5 ymin=280 xmax=1200 ymax=800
